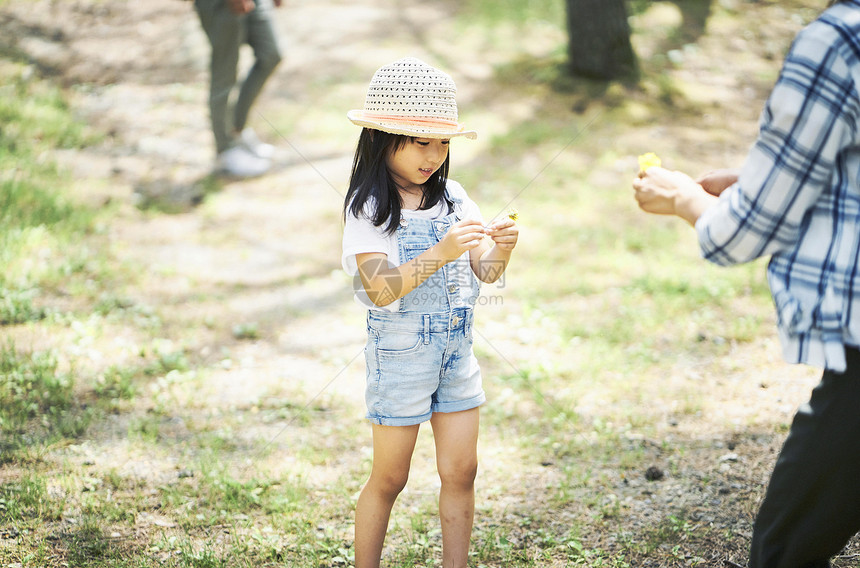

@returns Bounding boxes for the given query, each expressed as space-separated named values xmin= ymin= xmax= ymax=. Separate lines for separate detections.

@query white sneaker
xmin=217 ymin=145 xmax=271 ymax=178
xmin=240 ymin=128 xmax=275 ymax=160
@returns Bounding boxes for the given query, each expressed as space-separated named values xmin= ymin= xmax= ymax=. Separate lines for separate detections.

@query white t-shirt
xmin=342 ymin=180 xmax=483 ymax=311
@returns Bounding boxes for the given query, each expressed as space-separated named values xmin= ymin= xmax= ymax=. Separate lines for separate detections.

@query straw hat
xmin=348 ymin=57 xmax=477 ymax=140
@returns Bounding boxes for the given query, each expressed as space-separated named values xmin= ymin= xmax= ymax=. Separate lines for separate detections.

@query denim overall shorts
xmin=364 ymin=201 xmax=486 ymax=426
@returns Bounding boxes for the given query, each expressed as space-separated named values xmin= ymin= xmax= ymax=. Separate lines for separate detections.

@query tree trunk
xmin=566 ymin=0 xmax=638 ymax=80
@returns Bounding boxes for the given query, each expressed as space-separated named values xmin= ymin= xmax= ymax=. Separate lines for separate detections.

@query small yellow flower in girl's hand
xmin=485 ymin=208 xmax=519 ymax=231
xmin=638 ymin=152 xmax=662 ymax=172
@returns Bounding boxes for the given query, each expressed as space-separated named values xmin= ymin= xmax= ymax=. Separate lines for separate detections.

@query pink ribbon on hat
xmin=359 ymin=111 xmax=464 ymax=131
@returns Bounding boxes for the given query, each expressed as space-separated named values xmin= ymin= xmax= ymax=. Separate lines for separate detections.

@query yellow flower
xmin=638 ymin=152 xmax=662 ymax=171
xmin=507 ymin=208 xmax=519 ymax=221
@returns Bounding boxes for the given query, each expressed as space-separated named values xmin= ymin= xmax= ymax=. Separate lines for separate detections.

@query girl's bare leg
xmin=431 ymin=408 xmax=480 ymax=568
xmin=354 ymin=423 xmax=420 ymax=568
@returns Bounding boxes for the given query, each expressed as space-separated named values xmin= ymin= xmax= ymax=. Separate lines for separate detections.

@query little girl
xmin=342 ymin=57 xmax=518 ymax=568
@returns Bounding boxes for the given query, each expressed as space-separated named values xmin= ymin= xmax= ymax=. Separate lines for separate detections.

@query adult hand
xmin=633 ymin=167 xmax=717 ymax=226
xmin=226 ymin=0 xmax=254 ymax=15
xmin=696 ymin=168 xmax=740 ymax=196
xmin=632 ymin=167 xmax=698 ymax=215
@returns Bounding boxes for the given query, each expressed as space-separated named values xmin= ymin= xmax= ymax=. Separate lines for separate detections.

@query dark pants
xmin=194 ymin=0 xmax=282 ymax=154
xmin=749 ymin=346 xmax=860 ymax=567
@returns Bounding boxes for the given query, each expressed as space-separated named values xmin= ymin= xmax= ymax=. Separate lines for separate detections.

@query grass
xmin=0 ymin=57 xmax=132 ymax=460
xmin=0 ymin=474 xmax=63 ymax=523
xmin=0 ymin=65 xmax=96 ymax=268
xmin=0 ymin=60 xmax=109 ymax=339
xmin=0 ymin=341 xmax=98 ymax=461
xmin=0 ymin=0 xmax=837 ymax=567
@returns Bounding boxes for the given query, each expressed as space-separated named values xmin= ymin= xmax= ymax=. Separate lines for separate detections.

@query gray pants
xmin=194 ymin=0 xmax=282 ymax=154
xmin=749 ymin=346 xmax=860 ymax=567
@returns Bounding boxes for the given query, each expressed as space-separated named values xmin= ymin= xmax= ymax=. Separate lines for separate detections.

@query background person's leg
xmin=233 ymin=0 xmax=282 ymax=136
xmin=195 ymin=0 xmax=243 ymax=154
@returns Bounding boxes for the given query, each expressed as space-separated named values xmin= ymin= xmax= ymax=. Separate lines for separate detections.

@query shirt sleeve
xmin=696 ymin=28 xmax=860 ymax=265
xmin=342 ymin=206 xmax=392 ymax=275
xmin=447 ymin=180 xmax=484 ymax=223
xmin=460 ymin=194 xmax=484 ymax=224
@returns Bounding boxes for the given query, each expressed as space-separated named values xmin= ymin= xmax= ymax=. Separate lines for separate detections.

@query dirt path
xmin=1 ymin=0 xmax=394 ymax=399
xmin=0 ymin=0 xmax=383 ymax=504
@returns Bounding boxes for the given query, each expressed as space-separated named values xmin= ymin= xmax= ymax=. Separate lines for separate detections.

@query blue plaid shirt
xmin=696 ymin=1 xmax=860 ymax=372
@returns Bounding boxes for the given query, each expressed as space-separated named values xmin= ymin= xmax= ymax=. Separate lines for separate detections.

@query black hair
xmin=343 ymin=128 xmax=451 ymax=235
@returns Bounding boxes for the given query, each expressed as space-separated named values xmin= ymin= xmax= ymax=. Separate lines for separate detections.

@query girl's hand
xmin=485 ymin=219 xmax=518 ymax=251
xmin=437 ymin=220 xmax=487 ymax=261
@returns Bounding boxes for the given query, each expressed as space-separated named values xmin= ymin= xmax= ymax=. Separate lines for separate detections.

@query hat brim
xmin=347 ymin=110 xmax=477 ymax=140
